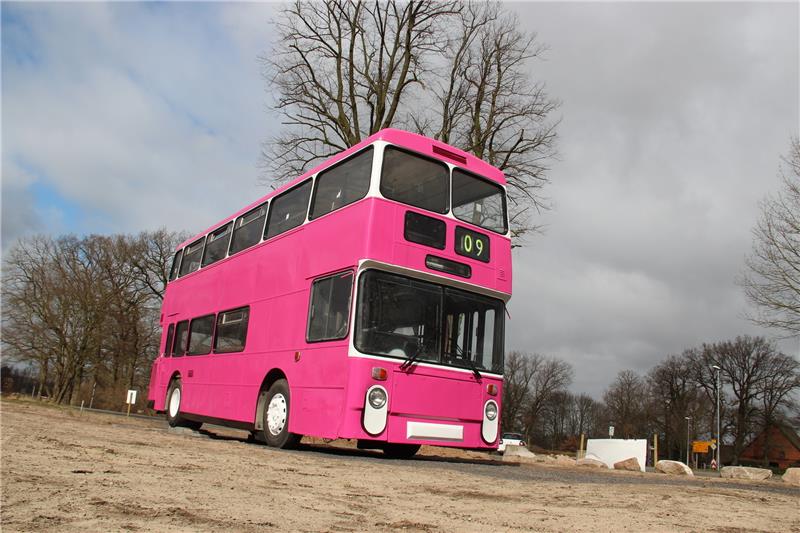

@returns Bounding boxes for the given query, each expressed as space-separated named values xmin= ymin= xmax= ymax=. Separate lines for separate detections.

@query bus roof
xmin=178 ymin=129 xmax=506 ymax=249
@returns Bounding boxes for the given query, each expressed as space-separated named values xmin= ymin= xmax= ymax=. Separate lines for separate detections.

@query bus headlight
xmin=482 ymin=400 xmax=499 ymax=444
xmin=485 ymin=401 xmax=498 ymax=421
xmin=363 ymin=385 xmax=388 ymax=436
xmin=368 ymin=387 xmax=387 ymax=409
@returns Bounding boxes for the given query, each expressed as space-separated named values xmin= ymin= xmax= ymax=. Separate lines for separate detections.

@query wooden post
xmin=579 ymin=433 xmax=585 ymax=460
xmin=653 ymin=433 xmax=659 ymax=467
xmin=126 ymin=402 xmax=131 ymax=417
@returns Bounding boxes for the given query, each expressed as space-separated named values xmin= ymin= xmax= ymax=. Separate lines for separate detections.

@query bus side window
xmin=164 ymin=324 xmax=175 ymax=357
xmin=229 ymin=203 xmax=267 ymax=256
xmin=179 ymin=237 xmax=205 ymax=277
xmin=214 ymin=307 xmax=249 ymax=353
xmin=310 ymin=146 xmax=373 ymax=219
xmin=307 ymin=271 xmax=354 ymax=342
xmin=202 ymin=222 xmax=232 ymax=267
xmin=168 ymin=250 xmax=183 ymax=281
xmin=265 ymin=180 xmax=312 ymax=239
xmin=187 ymin=315 xmax=215 ymax=356
xmin=173 ymin=320 xmax=189 ymax=357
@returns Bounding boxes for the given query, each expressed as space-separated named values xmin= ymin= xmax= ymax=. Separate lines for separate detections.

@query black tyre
xmin=165 ymin=378 xmax=202 ymax=430
xmin=382 ymin=443 xmax=420 ymax=459
xmin=262 ymin=379 xmax=301 ymax=449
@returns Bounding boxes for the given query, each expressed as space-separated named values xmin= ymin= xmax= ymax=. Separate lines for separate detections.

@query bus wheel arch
xmin=165 ymin=375 xmax=201 ymax=430
xmin=254 ymin=369 xmax=286 ymax=431
xmin=255 ymin=370 xmax=301 ymax=449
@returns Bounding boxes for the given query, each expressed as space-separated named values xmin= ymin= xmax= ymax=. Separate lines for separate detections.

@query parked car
xmin=498 ymin=432 xmax=526 ymax=453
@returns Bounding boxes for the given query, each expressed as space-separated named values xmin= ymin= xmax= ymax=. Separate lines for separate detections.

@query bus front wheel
xmin=262 ymin=379 xmax=301 ymax=449
xmin=165 ymin=378 xmax=201 ymax=430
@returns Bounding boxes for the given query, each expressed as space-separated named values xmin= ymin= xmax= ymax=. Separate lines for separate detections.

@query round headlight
xmin=368 ymin=387 xmax=387 ymax=409
xmin=485 ymin=401 xmax=498 ymax=421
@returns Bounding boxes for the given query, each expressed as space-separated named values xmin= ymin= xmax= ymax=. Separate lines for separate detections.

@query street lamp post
xmin=713 ymin=365 xmax=721 ymax=471
xmin=685 ymin=416 xmax=692 ymax=465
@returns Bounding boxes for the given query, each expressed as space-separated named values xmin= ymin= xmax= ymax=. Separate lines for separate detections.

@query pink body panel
xmin=149 ymin=130 xmax=511 ymax=449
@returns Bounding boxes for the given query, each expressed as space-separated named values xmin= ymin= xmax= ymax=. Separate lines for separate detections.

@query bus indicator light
xmin=487 ymin=384 xmax=498 ymax=396
xmin=294 ymin=351 xmax=301 ymax=362
xmin=371 ymin=367 xmax=388 ymax=381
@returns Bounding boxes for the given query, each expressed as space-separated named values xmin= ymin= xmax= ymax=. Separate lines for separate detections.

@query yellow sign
xmin=692 ymin=440 xmax=712 ymax=453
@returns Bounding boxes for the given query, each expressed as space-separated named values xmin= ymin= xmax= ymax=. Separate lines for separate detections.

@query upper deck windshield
xmin=355 ymin=270 xmax=504 ymax=374
xmin=381 ymin=146 xmax=508 ymax=234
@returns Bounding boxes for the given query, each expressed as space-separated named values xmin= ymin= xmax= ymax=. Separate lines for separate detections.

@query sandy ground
xmin=1 ymin=399 xmax=798 ymax=533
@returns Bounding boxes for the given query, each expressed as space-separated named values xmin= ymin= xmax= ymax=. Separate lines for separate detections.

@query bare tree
xmin=648 ymin=352 xmax=712 ymax=460
xmin=741 ymin=138 xmax=800 ymax=334
xmin=500 ymin=351 xmax=572 ymax=440
xmin=129 ymin=229 xmax=189 ymax=301
xmin=603 ymin=370 xmax=649 ymax=439
xmin=263 ymin=0 xmax=558 ymax=239
xmin=695 ymin=336 xmax=799 ymax=464
xmin=501 ymin=350 xmax=535 ymax=432
xmin=2 ymin=230 xmax=184 ymax=409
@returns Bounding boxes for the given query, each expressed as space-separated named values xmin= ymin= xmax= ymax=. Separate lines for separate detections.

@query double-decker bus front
xmin=340 ymin=132 xmax=512 ymax=455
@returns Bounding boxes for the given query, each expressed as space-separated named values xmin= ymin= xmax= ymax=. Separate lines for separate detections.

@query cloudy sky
xmin=3 ymin=2 xmax=798 ymax=396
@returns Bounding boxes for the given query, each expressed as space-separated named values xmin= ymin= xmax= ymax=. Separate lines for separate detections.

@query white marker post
xmin=126 ymin=390 xmax=137 ymax=417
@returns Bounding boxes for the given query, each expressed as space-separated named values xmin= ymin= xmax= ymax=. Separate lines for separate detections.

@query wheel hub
xmin=169 ymin=388 xmax=181 ymax=417
xmin=266 ymin=393 xmax=287 ymax=436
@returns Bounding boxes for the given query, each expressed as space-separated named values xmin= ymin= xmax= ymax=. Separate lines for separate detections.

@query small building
xmin=739 ymin=423 xmax=800 ymax=470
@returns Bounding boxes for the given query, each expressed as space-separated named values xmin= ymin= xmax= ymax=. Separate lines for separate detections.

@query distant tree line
xmin=503 ymin=337 xmax=799 ymax=466
xmin=1 ymin=230 xmax=186 ymax=410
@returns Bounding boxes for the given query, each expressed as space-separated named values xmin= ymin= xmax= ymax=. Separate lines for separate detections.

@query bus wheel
xmin=262 ymin=379 xmax=301 ymax=449
xmin=382 ymin=443 xmax=420 ymax=459
xmin=165 ymin=378 xmax=201 ymax=430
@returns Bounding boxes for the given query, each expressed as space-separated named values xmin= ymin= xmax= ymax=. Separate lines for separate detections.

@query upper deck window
xmin=310 ymin=147 xmax=373 ymax=220
xmin=265 ymin=180 xmax=312 ymax=239
xmin=229 ymin=203 xmax=267 ymax=256
xmin=168 ymin=249 xmax=183 ymax=281
xmin=202 ymin=222 xmax=232 ymax=267
xmin=381 ymin=146 xmax=449 ymax=214
xmin=452 ymin=169 xmax=507 ymax=234
xmin=179 ymin=237 xmax=205 ymax=277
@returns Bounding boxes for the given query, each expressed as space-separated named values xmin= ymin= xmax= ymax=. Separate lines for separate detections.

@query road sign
xmin=126 ymin=390 xmax=137 ymax=417
xmin=692 ymin=440 xmax=712 ymax=453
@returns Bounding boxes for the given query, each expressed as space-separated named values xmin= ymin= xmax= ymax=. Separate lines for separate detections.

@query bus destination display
xmin=455 ymin=226 xmax=490 ymax=262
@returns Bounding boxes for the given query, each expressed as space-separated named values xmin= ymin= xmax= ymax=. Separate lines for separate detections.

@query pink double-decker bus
xmin=147 ymin=128 xmax=511 ymax=458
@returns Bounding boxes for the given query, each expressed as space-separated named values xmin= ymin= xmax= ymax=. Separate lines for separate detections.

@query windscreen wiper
xmin=399 ymin=344 xmax=422 ymax=371
xmin=462 ymin=357 xmax=482 ymax=381
xmin=446 ymin=347 xmax=482 ymax=381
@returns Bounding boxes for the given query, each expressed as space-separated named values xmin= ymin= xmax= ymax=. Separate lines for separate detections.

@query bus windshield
xmin=355 ymin=270 xmax=504 ymax=373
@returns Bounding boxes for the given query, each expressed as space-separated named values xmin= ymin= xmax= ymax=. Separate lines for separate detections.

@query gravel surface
xmin=2 ymin=398 xmax=798 ymax=532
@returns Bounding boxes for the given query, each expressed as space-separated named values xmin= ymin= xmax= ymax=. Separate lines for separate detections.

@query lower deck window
xmin=187 ymin=315 xmax=214 ymax=355
xmin=163 ymin=324 xmax=175 ymax=357
xmin=307 ymin=271 xmax=354 ymax=342
xmin=173 ymin=321 xmax=189 ymax=357
xmin=215 ymin=307 xmax=249 ymax=353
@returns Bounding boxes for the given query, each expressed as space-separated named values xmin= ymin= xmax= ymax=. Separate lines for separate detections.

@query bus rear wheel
xmin=165 ymin=378 xmax=201 ymax=430
xmin=262 ymin=379 xmax=301 ymax=449
xmin=382 ymin=443 xmax=420 ymax=459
